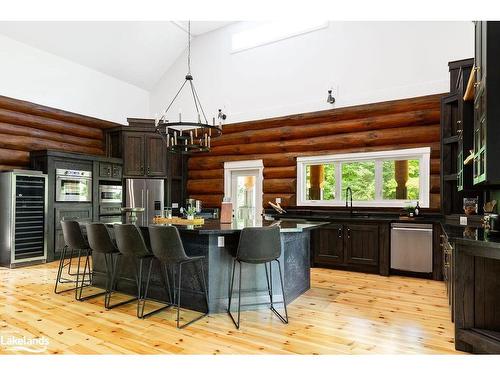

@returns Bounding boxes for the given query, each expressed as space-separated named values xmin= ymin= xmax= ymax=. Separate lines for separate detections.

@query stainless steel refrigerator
xmin=125 ymin=179 xmax=164 ymax=226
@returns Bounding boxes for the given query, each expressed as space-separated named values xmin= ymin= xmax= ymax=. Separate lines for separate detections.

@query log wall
xmin=0 ymin=95 xmax=120 ymax=171
xmin=187 ymin=94 xmax=444 ymax=211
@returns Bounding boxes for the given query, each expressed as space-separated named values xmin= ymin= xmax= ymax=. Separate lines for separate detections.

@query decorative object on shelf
xmin=154 ymin=21 xmax=222 ymax=154
xmin=268 ymin=201 xmax=286 ymax=214
xmin=463 ymin=197 xmax=479 ymax=215
xmin=484 ymin=199 xmax=497 ymax=213
xmin=463 ymin=66 xmax=477 ymax=101
xmin=220 ymin=197 xmax=233 ymax=224
xmin=326 ymin=89 xmax=335 ymax=104
xmin=463 ymin=149 xmax=474 ymax=165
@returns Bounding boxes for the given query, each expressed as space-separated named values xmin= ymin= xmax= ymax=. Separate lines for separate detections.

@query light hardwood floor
xmin=0 ymin=261 xmax=459 ymax=354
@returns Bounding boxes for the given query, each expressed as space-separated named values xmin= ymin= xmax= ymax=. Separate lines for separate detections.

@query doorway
xmin=224 ymin=160 xmax=264 ymax=221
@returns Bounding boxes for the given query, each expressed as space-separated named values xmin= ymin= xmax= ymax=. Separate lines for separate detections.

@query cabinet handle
xmin=347 ymin=228 xmax=351 ymax=239
xmin=337 ymin=228 xmax=342 ymax=238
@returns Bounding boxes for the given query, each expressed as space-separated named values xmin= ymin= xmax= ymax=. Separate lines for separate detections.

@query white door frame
xmin=224 ymin=160 xmax=264 ymax=219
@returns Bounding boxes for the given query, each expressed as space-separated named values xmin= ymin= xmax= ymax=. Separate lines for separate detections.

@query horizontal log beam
xmin=207 ymin=125 xmax=440 ymax=156
xmin=263 ymin=166 xmax=297 ymax=179
xmin=0 ymin=163 xmax=28 ymax=171
xmin=188 ymin=169 xmax=224 ymax=180
xmin=213 ymin=109 xmax=440 ymax=147
xmin=0 ymin=133 xmax=104 ymax=155
xmin=0 ymin=108 xmax=103 ymax=140
xmin=223 ymin=94 xmax=443 ymax=134
xmin=189 ymin=142 xmax=441 ymax=170
xmin=0 ymin=148 xmax=30 ymax=165
xmin=0 ymin=95 xmax=120 ymax=130
xmin=0 ymin=122 xmax=103 ymax=149
xmin=187 ymin=179 xmax=224 ymax=194
xmin=188 ymin=194 xmax=223 ymax=208
xmin=263 ymin=178 xmax=296 ymax=194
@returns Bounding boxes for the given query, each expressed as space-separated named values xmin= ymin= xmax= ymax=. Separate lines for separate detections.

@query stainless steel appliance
xmin=55 ymin=168 xmax=92 ymax=202
xmin=98 ymin=184 xmax=123 ymax=204
xmin=391 ymin=223 xmax=433 ymax=273
xmin=0 ymin=170 xmax=48 ymax=267
xmin=125 ymin=179 xmax=164 ymax=226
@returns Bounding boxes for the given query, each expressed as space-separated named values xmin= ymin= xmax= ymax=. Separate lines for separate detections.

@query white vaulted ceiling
xmin=0 ymin=21 xmax=232 ymax=90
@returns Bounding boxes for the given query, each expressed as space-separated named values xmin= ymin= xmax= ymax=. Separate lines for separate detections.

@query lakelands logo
xmin=0 ymin=335 xmax=49 ymax=353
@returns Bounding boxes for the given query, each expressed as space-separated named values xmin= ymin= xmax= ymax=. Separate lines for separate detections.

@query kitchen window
xmin=296 ymin=147 xmax=431 ymax=208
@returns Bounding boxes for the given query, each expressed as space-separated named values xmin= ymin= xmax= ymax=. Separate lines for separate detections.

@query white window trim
xmin=296 ymin=147 xmax=431 ymax=208
xmin=224 ymin=160 xmax=264 ymax=218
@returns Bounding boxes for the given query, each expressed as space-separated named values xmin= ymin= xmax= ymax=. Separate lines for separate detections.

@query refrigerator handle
xmin=146 ymin=189 xmax=149 ymax=225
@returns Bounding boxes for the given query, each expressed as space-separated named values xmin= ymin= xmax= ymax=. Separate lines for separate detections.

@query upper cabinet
xmin=472 ymin=21 xmax=500 ymax=185
xmin=105 ymin=118 xmax=168 ymax=178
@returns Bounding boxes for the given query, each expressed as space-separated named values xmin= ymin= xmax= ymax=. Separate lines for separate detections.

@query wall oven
xmin=99 ymin=185 xmax=123 ymax=204
xmin=55 ymin=168 xmax=92 ymax=202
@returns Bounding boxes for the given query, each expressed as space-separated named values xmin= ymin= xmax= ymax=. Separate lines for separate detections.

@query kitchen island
xmin=91 ymin=219 xmax=326 ymax=313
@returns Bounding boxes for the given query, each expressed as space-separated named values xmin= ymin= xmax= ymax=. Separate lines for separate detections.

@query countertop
xmin=442 ymin=223 xmax=500 ymax=250
xmin=104 ymin=218 xmax=328 ymax=235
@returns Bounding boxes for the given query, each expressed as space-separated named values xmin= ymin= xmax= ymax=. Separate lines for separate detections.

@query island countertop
xmin=132 ymin=218 xmax=328 ymax=235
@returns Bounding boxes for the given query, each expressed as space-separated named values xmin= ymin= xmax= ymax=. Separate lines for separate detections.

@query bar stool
xmin=148 ymin=225 xmax=209 ymax=329
xmin=113 ymin=224 xmax=171 ymax=319
xmin=84 ymin=223 xmax=135 ymax=308
xmin=55 ymin=220 xmax=93 ymax=299
xmin=227 ymin=226 xmax=288 ymax=329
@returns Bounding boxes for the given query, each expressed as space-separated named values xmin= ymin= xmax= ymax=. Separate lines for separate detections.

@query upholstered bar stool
xmin=55 ymin=220 xmax=94 ymax=300
xmin=85 ymin=223 xmax=136 ymax=308
xmin=227 ymin=226 xmax=288 ymax=329
xmin=148 ymin=225 xmax=209 ymax=329
xmin=113 ymin=224 xmax=171 ymax=318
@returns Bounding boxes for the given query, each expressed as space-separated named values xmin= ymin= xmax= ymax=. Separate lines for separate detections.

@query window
xmin=297 ymin=147 xmax=431 ymax=208
xmin=231 ymin=21 xmax=328 ymax=53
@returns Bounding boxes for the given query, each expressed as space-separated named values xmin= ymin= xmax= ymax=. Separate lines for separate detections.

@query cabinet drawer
xmin=99 ymin=163 xmax=112 ymax=178
xmin=55 ymin=206 xmax=92 ymax=229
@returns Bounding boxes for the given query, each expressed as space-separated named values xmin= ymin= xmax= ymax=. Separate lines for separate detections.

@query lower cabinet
xmin=312 ymin=221 xmax=386 ymax=274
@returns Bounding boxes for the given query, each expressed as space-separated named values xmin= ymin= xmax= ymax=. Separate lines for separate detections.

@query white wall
xmin=0 ymin=34 xmax=149 ymax=124
xmin=150 ymin=21 xmax=474 ymax=124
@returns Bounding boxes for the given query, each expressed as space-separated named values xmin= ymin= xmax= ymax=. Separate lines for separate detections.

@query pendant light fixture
xmin=155 ymin=21 xmax=222 ymax=154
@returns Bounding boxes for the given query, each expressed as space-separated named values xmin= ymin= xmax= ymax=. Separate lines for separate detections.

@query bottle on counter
xmin=414 ymin=201 xmax=420 ymax=217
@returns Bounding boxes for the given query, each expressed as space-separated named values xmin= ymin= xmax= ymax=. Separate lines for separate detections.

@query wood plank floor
xmin=0 ymin=261 xmax=459 ymax=354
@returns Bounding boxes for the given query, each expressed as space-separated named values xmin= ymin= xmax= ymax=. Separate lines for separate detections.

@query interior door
xmin=229 ymin=169 xmax=261 ymax=223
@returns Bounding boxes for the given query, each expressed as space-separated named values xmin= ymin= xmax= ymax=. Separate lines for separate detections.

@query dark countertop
xmin=442 ymin=223 xmax=500 ymax=250
xmin=104 ymin=218 xmax=328 ymax=235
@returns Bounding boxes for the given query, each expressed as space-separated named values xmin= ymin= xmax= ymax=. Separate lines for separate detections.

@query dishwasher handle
xmin=391 ymin=227 xmax=433 ymax=233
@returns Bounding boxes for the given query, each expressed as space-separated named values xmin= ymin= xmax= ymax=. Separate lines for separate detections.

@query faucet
xmin=345 ymin=187 xmax=353 ymax=216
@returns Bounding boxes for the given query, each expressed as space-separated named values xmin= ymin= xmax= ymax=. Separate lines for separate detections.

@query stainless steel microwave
xmin=98 ymin=185 xmax=123 ymax=204
xmin=55 ymin=168 xmax=92 ymax=202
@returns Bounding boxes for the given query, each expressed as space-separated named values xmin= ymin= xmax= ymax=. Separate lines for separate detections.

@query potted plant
xmin=404 ymin=205 xmax=415 ymax=217
xmin=186 ymin=206 xmax=197 ymax=221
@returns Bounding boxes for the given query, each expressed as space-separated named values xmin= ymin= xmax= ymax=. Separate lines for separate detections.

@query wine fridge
xmin=0 ymin=170 xmax=48 ymax=267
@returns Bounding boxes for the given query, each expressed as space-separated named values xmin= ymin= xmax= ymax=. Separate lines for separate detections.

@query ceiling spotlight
xmin=327 ymin=89 xmax=335 ymax=104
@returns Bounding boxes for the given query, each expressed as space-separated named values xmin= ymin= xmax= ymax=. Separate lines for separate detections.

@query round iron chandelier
xmin=155 ymin=21 xmax=222 ymax=154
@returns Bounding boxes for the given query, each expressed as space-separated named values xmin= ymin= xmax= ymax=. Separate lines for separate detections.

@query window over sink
xmin=296 ymin=147 xmax=430 ymax=208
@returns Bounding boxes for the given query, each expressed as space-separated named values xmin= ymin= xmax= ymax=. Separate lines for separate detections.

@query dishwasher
xmin=390 ymin=223 xmax=433 ymax=273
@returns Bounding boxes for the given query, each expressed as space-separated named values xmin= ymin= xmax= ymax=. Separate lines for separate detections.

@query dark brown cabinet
xmin=344 ymin=223 xmax=379 ymax=266
xmin=106 ymin=119 xmax=168 ymax=178
xmin=99 ymin=162 xmax=122 ymax=179
xmin=312 ymin=221 xmax=384 ymax=274
xmin=312 ymin=223 xmax=344 ymax=264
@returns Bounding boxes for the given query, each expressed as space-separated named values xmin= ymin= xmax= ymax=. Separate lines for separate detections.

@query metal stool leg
xmin=77 ymin=249 xmax=107 ymax=302
xmin=227 ymin=260 xmax=242 ymax=329
xmin=105 ymin=254 xmax=137 ymax=310
xmin=54 ymin=245 xmax=67 ymax=294
xmin=139 ymin=259 xmax=174 ymax=319
xmin=269 ymin=259 xmax=288 ymax=324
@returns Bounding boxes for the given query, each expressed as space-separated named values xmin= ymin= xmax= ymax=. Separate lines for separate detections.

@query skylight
xmin=231 ymin=21 xmax=328 ymax=53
